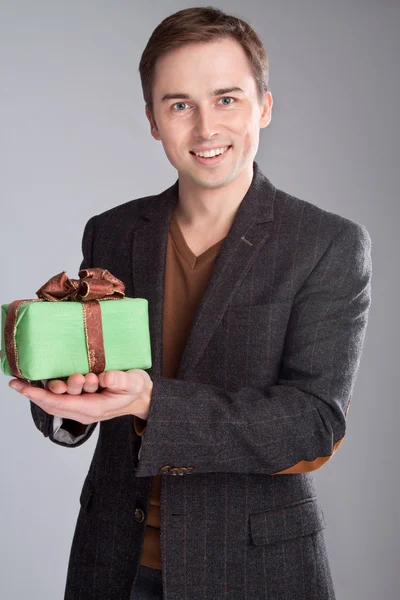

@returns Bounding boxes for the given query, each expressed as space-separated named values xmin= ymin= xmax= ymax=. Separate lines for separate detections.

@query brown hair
xmin=138 ymin=6 xmax=270 ymax=120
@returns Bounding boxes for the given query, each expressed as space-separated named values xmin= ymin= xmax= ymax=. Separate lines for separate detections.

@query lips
xmin=190 ymin=145 xmax=231 ymax=156
xmin=190 ymin=145 xmax=232 ymax=166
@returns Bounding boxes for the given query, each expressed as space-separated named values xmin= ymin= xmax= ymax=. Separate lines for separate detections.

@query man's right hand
xmin=1 ymin=349 xmax=101 ymax=396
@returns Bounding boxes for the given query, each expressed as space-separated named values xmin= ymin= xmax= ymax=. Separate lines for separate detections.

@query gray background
xmin=0 ymin=1 xmax=398 ymax=598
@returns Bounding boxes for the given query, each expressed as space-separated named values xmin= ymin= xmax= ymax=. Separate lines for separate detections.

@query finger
xmin=82 ymin=373 xmax=99 ymax=393
xmin=98 ymin=370 xmax=117 ymax=390
xmin=98 ymin=370 xmax=143 ymax=394
xmin=9 ymin=378 xmax=29 ymax=393
xmin=66 ymin=373 xmax=86 ymax=395
xmin=47 ymin=379 xmax=68 ymax=394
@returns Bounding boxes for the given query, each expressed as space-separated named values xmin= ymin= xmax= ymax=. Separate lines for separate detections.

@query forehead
xmin=152 ymin=38 xmax=256 ymax=97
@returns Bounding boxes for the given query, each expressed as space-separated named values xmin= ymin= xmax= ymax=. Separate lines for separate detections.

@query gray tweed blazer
xmin=30 ymin=161 xmax=372 ymax=600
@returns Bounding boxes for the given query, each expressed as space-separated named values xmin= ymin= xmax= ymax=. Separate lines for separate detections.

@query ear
xmin=145 ymin=106 xmax=161 ymax=141
xmin=260 ymin=91 xmax=273 ymax=129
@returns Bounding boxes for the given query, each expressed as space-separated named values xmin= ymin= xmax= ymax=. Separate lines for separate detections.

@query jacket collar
xmin=132 ymin=161 xmax=276 ymax=378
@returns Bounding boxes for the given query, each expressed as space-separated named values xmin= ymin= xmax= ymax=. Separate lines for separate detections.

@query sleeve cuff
xmin=53 ymin=416 xmax=91 ymax=445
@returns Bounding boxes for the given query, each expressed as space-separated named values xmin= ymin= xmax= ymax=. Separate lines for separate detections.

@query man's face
xmin=145 ymin=37 xmax=273 ymax=190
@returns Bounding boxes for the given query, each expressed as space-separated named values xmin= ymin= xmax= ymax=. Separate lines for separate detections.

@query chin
xmin=189 ymin=172 xmax=234 ymax=190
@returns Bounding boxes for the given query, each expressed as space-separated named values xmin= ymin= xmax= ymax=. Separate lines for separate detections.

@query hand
xmin=8 ymin=370 xmax=153 ymax=424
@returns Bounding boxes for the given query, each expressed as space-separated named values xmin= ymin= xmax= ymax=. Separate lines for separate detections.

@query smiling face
xmin=145 ymin=37 xmax=273 ymax=191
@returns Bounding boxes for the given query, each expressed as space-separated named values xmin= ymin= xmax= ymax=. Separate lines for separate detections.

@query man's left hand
xmin=8 ymin=369 xmax=153 ymax=424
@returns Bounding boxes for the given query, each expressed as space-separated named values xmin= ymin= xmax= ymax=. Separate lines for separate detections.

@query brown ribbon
xmin=4 ymin=268 xmax=125 ymax=380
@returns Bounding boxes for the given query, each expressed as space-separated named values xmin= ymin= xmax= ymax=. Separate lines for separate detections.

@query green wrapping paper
xmin=1 ymin=296 xmax=152 ymax=381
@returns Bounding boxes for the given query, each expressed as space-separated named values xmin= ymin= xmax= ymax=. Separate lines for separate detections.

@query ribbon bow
xmin=5 ymin=268 xmax=126 ymax=380
xmin=36 ymin=268 xmax=125 ymax=302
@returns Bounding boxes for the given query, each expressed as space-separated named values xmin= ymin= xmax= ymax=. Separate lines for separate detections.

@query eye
xmin=218 ymin=96 xmax=236 ymax=105
xmin=172 ymin=102 xmax=189 ymax=112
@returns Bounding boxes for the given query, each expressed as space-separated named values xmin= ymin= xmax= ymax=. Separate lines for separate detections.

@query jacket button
xmin=159 ymin=465 xmax=171 ymax=474
xmin=134 ymin=508 xmax=145 ymax=523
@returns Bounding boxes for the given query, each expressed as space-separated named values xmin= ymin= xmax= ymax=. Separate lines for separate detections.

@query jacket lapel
xmin=131 ymin=162 xmax=276 ymax=379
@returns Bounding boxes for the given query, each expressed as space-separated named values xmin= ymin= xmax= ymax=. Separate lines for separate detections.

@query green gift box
xmin=1 ymin=268 xmax=152 ymax=381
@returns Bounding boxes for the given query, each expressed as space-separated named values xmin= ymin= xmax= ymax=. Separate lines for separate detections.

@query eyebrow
xmin=160 ymin=87 xmax=246 ymax=103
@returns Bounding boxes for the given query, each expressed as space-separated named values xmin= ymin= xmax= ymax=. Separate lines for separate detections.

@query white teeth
xmin=194 ymin=146 xmax=229 ymax=158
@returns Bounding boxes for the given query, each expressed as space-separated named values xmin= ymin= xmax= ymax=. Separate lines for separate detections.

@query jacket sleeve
xmin=134 ymin=220 xmax=372 ymax=477
xmin=29 ymin=215 xmax=99 ymax=448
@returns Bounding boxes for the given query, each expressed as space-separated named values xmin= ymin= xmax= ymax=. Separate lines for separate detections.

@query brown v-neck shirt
xmin=133 ymin=209 xmax=226 ymax=570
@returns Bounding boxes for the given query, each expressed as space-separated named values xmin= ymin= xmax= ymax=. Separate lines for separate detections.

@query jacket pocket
xmin=249 ymin=496 xmax=327 ymax=546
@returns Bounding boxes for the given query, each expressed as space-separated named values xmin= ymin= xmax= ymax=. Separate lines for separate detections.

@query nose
xmin=193 ymin=105 xmax=219 ymax=140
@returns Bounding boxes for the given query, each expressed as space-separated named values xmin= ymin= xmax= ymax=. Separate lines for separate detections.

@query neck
xmin=174 ymin=163 xmax=254 ymax=230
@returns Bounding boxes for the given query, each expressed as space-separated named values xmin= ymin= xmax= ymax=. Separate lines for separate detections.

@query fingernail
xmin=108 ymin=374 xmax=115 ymax=385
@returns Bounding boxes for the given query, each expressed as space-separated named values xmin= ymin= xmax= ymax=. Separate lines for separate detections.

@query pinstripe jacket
xmin=30 ymin=161 xmax=372 ymax=600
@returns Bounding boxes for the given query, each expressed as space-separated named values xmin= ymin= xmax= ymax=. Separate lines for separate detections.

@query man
xmin=8 ymin=7 xmax=372 ymax=600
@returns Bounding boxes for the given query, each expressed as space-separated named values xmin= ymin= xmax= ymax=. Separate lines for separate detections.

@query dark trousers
xmin=130 ymin=565 xmax=163 ymax=599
